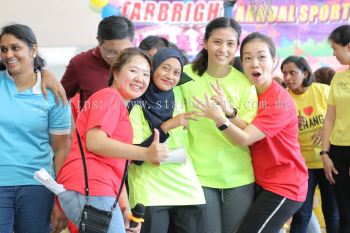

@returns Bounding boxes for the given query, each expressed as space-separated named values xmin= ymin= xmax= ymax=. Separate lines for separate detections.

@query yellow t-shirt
xmin=289 ymin=83 xmax=329 ymax=169
xmin=328 ymin=70 xmax=350 ymax=145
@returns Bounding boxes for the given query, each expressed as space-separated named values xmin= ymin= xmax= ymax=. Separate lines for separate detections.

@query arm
xmin=50 ymin=134 xmax=70 ymax=233
xmin=118 ymin=187 xmax=141 ymax=233
xmin=51 ymin=134 xmax=70 ymax=176
xmin=40 ymin=70 xmax=67 ymax=104
xmin=86 ymin=128 xmax=168 ymax=163
xmin=321 ymin=105 xmax=338 ymax=184
xmin=160 ymin=112 xmax=197 ymax=133
xmin=193 ymin=94 xmax=265 ymax=146
xmin=60 ymin=59 xmax=80 ymax=100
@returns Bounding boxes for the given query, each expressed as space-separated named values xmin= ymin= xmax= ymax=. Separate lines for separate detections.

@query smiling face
xmin=241 ymin=39 xmax=276 ymax=93
xmin=282 ymin=62 xmax=308 ymax=93
xmin=153 ymin=57 xmax=181 ymax=91
xmin=330 ymin=41 xmax=350 ymax=65
xmin=204 ymin=27 xmax=238 ymax=68
xmin=112 ymin=55 xmax=151 ymax=101
xmin=0 ymin=33 xmax=36 ymax=76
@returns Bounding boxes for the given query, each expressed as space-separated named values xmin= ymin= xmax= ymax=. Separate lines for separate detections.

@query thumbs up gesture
xmin=147 ymin=129 xmax=169 ymax=163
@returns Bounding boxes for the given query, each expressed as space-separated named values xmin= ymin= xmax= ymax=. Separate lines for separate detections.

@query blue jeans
xmin=58 ymin=190 xmax=125 ymax=233
xmin=290 ymin=168 xmax=339 ymax=233
xmin=0 ymin=185 xmax=53 ymax=233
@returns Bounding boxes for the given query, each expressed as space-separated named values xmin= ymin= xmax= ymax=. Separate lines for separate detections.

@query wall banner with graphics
xmin=89 ymin=0 xmax=350 ymax=69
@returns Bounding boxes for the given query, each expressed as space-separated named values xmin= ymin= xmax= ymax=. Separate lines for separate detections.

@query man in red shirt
xmin=61 ymin=16 xmax=134 ymax=107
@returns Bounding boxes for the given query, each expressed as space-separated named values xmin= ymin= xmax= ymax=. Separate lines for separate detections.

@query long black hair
xmin=191 ymin=17 xmax=241 ymax=76
xmin=0 ymin=24 xmax=46 ymax=71
xmin=281 ymin=56 xmax=313 ymax=87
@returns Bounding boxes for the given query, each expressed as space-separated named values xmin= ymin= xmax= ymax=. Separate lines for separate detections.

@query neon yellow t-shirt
xmin=128 ymin=87 xmax=205 ymax=208
xmin=179 ymin=64 xmax=257 ymax=188
xmin=288 ymin=83 xmax=329 ymax=169
xmin=328 ymin=70 xmax=350 ymax=145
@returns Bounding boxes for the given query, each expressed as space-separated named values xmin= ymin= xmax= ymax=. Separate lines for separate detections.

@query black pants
xmin=330 ymin=145 xmax=350 ymax=233
xmin=237 ymin=185 xmax=303 ymax=233
xmin=140 ymin=205 xmax=204 ymax=233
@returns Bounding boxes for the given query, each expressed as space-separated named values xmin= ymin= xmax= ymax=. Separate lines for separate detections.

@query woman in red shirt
xmin=194 ymin=32 xmax=308 ymax=233
xmin=57 ymin=48 xmax=169 ymax=233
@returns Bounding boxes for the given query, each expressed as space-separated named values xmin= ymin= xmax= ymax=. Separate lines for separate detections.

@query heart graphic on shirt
xmin=303 ymin=106 xmax=313 ymax=116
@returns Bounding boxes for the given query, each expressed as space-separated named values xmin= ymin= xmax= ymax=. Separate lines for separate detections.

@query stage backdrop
xmin=89 ymin=0 xmax=350 ymax=71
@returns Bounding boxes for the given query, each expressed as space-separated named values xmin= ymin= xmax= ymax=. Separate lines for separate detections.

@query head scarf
xmin=129 ymin=48 xmax=186 ymax=128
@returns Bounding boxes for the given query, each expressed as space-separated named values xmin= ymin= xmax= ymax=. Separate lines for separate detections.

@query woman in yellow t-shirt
xmin=322 ymin=25 xmax=350 ymax=232
xmin=281 ymin=56 xmax=339 ymax=233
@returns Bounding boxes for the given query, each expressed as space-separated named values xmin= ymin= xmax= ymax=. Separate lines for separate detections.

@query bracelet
xmin=121 ymin=206 xmax=131 ymax=213
xmin=225 ymin=107 xmax=238 ymax=119
xmin=319 ymin=150 xmax=329 ymax=156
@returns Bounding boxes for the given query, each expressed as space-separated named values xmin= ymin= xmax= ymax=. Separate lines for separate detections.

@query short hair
xmin=0 ymin=24 xmax=45 ymax=71
xmin=139 ymin=36 xmax=170 ymax=52
xmin=314 ymin=67 xmax=335 ymax=86
xmin=97 ymin=16 xmax=134 ymax=44
xmin=281 ymin=56 xmax=313 ymax=87
xmin=108 ymin=47 xmax=152 ymax=86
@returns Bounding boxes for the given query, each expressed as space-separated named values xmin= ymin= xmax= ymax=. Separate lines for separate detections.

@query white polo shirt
xmin=0 ymin=70 xmax=71 ymax=186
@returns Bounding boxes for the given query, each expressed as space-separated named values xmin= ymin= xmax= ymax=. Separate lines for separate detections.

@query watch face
xmin=218 ymin=123 xmax=228 ymax=131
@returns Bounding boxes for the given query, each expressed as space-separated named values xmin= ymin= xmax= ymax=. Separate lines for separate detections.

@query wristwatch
xmin=319 ymin=150 xmax=329 ymax=156
xmin=225 ymin=107 xmax=238 ymax=119
xmin=217 ymin=119 xmax=230 ymax=131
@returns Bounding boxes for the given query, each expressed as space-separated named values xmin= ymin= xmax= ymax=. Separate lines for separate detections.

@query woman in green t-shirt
xmin=179 ymin=17 xmax=258 ymax=233
xmin=128 ymin=48 xmax=205 ymax=233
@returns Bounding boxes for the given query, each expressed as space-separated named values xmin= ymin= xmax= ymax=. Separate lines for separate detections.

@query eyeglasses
xmin=100 ymin=45 xmax=118 ymax=58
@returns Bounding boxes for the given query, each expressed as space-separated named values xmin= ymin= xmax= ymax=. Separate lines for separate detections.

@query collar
xmin=32 ymin=71 xmax=42 ymax=94
xmin=92 ymin=46 xmax=110 ymax=67
xmin=4 ymin=70 xmax=42 ymax=94
xmin=92 ymin=46 xmax=102 ymax=58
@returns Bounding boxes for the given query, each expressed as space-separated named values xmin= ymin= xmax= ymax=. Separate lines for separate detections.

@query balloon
xmin=90 ymin=0 xmax=108 ymax=8
xmin=89 ymin=1 xmax=102 ymax=13
xmin=101 ymin=4 xmax=121 ymax=18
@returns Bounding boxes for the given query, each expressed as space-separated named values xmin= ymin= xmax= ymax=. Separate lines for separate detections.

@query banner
xmin=89 ymin=0 xmax=350 ymax=69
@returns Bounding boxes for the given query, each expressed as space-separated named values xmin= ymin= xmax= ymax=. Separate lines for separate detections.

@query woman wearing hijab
xmin=127 ymin=48 xmax=205 ymax=233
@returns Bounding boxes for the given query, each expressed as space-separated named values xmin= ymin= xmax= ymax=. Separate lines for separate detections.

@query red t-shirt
xmin=250 ymin=80 xmax=308 ymax=202
xmin=57 ymin=88 xmax=132 ymax=197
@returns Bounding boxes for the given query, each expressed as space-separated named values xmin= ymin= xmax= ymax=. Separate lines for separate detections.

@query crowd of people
xmin=0 ymin=14 xmax=349 ymax=233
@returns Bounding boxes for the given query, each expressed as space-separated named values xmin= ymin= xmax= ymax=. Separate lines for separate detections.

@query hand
xmin=210 ymin=79 xmax=232 ymax=115
xmin=312 ymin=127 xmax=322 ymax=145
xmin=147 ymin=129 xmax=169 ymax=163
xmin=297 ymin=115 xmax=306 ymax=128
xmin=193 ymin=94 xmax=226 ymax=125
xmin=161 ymin=112 xmax=197 ymax=132
xmin=321 ymin=154 xmax=338 ymax=184
xmin=124 ymin=210 xmax=142 ymax=233
xmin=41 ymin=70 xmax=68 ymax=104
xmin=50 ymin=203 xmax=68 ymax=233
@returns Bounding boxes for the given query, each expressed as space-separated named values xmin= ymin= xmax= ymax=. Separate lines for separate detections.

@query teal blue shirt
xmin=0 ymin=71 xmax=71 ymax=186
